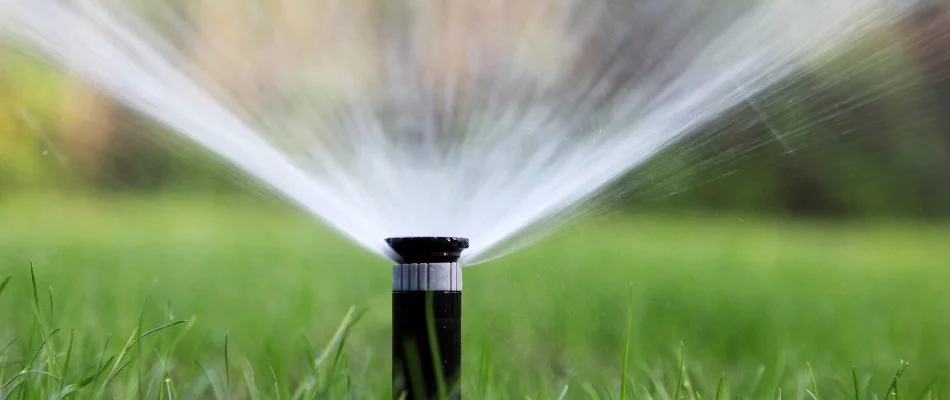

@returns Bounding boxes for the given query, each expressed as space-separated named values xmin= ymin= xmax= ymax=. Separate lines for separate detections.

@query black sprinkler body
xmin=387 ymin=237 xmax=468 ymax=400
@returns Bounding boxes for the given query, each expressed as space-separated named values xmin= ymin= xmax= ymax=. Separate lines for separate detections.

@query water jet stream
xmin=0 ymin=0 xmax=906 ymax=264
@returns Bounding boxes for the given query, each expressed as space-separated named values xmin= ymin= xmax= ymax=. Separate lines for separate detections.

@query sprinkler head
xmin=387 ymin=236 xmax=468 ymax=399
xmin=385 ymin=237 xmax=469 ymax=263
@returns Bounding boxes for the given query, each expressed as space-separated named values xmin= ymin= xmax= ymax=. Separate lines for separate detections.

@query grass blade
xmin=91 ymin=335 xmax=112 ymax=390
xmin=47 ymin=287 xmax=53 ymax=331
xmin=95 ymin=320 xmax=185 ymax=398
xmin=25 ymin=329 xmax=60 ymax=371
xmin=165 ymin=376 xmax=176 ymax=400
xmin=242 ymin=359 xmax=258 ymax=400
xmin=673 ymin=343 xmax=685 ymax=400
xmin=0 ymin=277 xmax=11 ymax=300
xmin=196 ymin=360 xmax=224 ymax=400
xmin=716 ymin=375 xmax=726 ymax=400
xmin=557 ymin=384 xmax=570 ymax=400
xmin=807 ymin=362 xmax=818 ymax=399
xmin=224 ymin=334 xmax=230 ymax=400
xmin=913 ymin=373 xmax=944 ymax=400
xmin=852 ymin=367 xmax=861 ymax=400
xmin=269 ymin=366 xmax=280 ymax=400
xmin=58 ymin=330 xmax=74 ymax=393
xmin=1 ymin=379 xmax=24 ymax=400
xmin=141 ymin=321 xmax=187 ymax=340
xmin=137 ymin=280 xmax=156 ymax=400
xmin=28 ymin=266 xmax=60 ymax=390
xmin=99 ymin=358 xmax=136 ymax=396
xmin=885 ymin=360 xmax=908 ymax=400
xmin=621 ymin=284 xmax=634 ymax=400
xmin=28 ymin=265 xmax=39 ymax=316
xmin=581 ymin=382 xmax=600 ymax=399
xmin=318 ymin=306 xmax=365 ymax=394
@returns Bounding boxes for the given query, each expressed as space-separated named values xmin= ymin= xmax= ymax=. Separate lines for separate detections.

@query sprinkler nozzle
xmin=386 ymin=237 xmax=469 ymax=263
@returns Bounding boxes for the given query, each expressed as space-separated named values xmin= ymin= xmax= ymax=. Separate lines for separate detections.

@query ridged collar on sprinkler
xmin=385 ymin=237 xmax=469 ymax=263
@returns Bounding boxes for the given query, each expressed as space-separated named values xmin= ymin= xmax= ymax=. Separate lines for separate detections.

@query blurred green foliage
xmin=1 ymin=195 xmax=949 ymax=397
xmin=0 ymin=51 xmax=67 ymax=189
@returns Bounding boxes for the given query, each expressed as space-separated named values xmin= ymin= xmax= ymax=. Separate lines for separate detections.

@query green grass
xmin=2 ymin=193 xmax=950 ymax=398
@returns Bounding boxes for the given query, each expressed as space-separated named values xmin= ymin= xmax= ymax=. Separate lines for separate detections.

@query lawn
xmin=1 ymin=193 xmax=949 ymax=399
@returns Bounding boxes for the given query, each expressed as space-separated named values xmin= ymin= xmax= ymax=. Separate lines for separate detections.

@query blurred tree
xmin=0 ymin=51 xmax=68 ymax=191
xmin=899 ymin=0 xmax=950 ymax=215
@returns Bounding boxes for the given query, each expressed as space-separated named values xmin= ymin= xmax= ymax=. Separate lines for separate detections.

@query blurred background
xmin=2 ymin=0 xmax=950 ymax=398
xmin=0 ymin=0 xmax=948 ymax=214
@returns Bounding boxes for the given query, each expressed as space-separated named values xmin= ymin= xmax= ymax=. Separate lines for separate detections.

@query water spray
xmin=0 ymin=0 xmax=904 ymax=266
xmin=387 ymin=237 xmax=468 ymax=399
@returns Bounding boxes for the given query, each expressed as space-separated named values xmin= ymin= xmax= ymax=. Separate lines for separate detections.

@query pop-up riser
xmin=387 ymin=237 xmax=468 ymax=400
